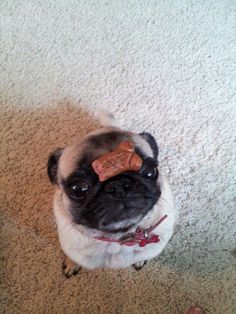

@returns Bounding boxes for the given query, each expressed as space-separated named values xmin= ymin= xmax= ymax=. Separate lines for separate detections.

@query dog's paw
xmin=132 ymin=260 xmax=147 ymax=271
xmin=62 ymin=256 xmax=81 ymax=278
xmin=186 ymin=306 xmax=205 ymax=314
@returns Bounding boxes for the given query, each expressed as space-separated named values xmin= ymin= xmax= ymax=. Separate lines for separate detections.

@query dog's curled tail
xmin=97 ymin=111 xmax=118 ymax=127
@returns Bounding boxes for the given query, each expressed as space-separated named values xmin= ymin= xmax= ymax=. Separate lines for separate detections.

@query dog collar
xmin=94 ymin=214 xmax=168 ymax=247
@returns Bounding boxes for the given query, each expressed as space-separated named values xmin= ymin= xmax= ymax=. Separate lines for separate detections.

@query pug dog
xmin=47 ymin=113 xmax=177 ymax=277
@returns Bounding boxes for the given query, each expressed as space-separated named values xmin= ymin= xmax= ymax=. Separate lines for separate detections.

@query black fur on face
xmin=62 ymin=159 xmax=161 ymax=233
xmin=139 ymin=132 xmax=159 ymax=160
xmin=47 ymin=148 xmax=64 ymax=184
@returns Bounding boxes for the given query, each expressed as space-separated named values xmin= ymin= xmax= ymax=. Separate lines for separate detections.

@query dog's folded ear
xmin=47 ymin=148 xmax=64 ymax=184
xmin=139 ymin=132 xmax=159 ymax=160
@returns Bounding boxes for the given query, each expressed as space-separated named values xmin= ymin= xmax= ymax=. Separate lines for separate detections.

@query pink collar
xmin=94 ymin=214 xmax=168 ymax=247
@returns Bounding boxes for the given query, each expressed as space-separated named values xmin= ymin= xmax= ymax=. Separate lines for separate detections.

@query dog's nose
xmin=104 ymin=178 xmax=131 ymax=198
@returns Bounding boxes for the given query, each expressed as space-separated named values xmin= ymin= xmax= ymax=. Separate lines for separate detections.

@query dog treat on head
xmin=92 ymin=141 xmax=143 ymax=182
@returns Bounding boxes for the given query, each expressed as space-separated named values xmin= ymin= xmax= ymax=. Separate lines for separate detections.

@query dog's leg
xmin=62 ymin=256 xmax=81 ymax=278
xmin=132 ymin=260 xmax=147 ymax=271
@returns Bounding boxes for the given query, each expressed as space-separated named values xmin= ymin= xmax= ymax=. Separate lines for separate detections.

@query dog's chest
xmin=79 ymin=240 xmax=148 ymax=268
xmin=56 ymin=211 xmax=174 ymax=269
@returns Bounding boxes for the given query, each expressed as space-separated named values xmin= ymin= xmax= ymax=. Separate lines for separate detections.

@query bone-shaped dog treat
xmin=92 ymin=141 xmax=143 ymax=182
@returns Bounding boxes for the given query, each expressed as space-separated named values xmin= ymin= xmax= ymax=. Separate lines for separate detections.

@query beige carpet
xmin=1 ymin=1 xmax=236 ymax=313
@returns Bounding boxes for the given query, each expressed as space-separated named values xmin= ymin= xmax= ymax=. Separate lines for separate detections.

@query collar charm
xmin=95 ymin=215 xmax=168 ymax=247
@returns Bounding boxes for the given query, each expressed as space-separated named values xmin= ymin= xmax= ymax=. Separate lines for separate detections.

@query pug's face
xmin=48 ymin=128 xmax=161 ymax=233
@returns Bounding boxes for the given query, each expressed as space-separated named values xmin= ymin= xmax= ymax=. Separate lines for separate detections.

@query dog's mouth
xmin=76 ymin=213 xmax=143 ymax=234
xmin=97 ymin=206 xmax=144 ymax=233
xmin=98 ymin=222 xmax=138 ymax=234
xmin=72 ymin=194 xmax=159 ymax=233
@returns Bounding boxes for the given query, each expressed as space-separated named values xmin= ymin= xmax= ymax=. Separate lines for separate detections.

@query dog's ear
xmin=47 ymin=148 xmax=64 ymax=184
xmin=139 ymin=132 xmax=159 ymax=160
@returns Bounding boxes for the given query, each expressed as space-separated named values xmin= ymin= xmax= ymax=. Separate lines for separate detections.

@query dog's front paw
xmin=62 ymin=256 xmax=81 ymax=278
xmin=132 ymin=260 xmax=147 ymax=271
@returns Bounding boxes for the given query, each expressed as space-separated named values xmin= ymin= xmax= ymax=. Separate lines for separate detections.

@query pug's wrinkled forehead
xmin=58 ymin=127 xmax=156 ymax=181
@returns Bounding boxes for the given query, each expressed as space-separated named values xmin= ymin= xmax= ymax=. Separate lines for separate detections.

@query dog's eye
xmin=141 ymin=166 xmax=158 ymax=179
xmin=67 ymin=180 xmax=90 ymax=199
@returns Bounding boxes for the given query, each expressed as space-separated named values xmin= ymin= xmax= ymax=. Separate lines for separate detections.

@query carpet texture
xmin=1 ymin=1 xmax=236 ymax=313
